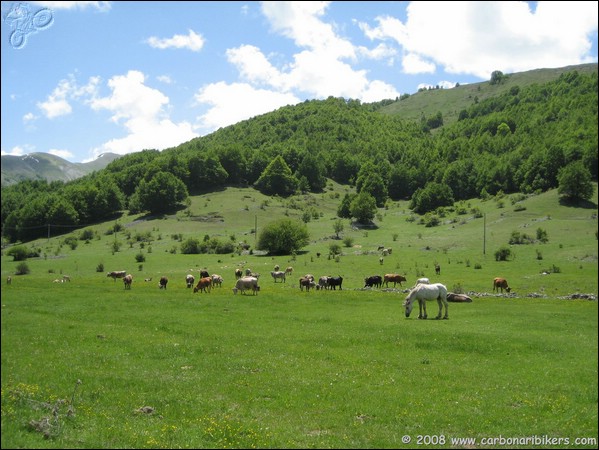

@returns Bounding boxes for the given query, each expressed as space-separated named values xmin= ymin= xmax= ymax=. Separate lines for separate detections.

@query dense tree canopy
xmin=1 ymin=67 xmax=597 ymax=242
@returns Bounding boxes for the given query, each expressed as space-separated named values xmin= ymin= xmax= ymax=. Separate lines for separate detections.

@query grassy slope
xmin=379 ymin=63 xmax=598 ymax=127
xmin=2 ymin=181 xmax=597 ymax=296
xmin=1 ymin=182 xmax=597 ymax=448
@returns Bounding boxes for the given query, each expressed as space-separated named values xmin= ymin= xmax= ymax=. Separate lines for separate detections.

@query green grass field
xmin=2 ymin=183 xmax=598 ymax=448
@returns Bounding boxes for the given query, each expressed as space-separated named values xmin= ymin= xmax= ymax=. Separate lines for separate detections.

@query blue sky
xmin=2 ymin=1 xmax=597 ymax=163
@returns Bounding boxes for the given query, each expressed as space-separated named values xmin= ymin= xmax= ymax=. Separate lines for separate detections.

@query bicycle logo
xmin=4 ymin=2 xmax=54 ymax=49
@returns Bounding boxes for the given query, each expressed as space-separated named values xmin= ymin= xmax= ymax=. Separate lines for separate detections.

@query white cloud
xmin=218 ymin=2 xmax=401 ymax=103
xmin=1 ymin=145 xmax=28 ymax=157
xmin=194 ymin=82 xmax=300 ymax=132
xmin=89 ymin=70 xmax=197 ymax=158
xmin=157 ymin=75 xmax=173 ymax=84
xmin=402 ymin=53 xmax=435 ymax=75
xmin=48 ymin=148 xmax=74 ymax=160
xmin=146 ymin=29 xmax=205 ymax=52
xmin=261 ymin=1 xmax=356 ymax=60
xmin=33 ymin=1 xmax=112 ymax=12
xmin=226 ymin=45 xmax=286 ymax=90
xmin=36 ymin=75 xmax=99 ymax=119
xmin=37 ymin=79 xmax=73 ymax=118
xmin=23 ymin=112 xmax=37 ymax=123
xmin=360 ymin=1 xmax=598 ymax=79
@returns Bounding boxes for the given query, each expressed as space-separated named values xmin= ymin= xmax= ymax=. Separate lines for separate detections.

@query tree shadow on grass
xmin=558 ymin=197 xmax=597 ymax=209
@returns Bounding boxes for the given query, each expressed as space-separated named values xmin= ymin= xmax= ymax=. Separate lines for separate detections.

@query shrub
xmin=15 ymin=262 xmax=30 ymax=275
xmin=7 ymin=245 xmax=29 ymax=261
xmin=495 ymin=246 xmax=513 ymax=261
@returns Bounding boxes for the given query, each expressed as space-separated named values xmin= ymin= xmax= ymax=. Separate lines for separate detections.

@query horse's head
xmin=403 ymin=296 xmax=414 ymax=318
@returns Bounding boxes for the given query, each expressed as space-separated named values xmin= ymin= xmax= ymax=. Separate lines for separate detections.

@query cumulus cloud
xmin=146 ymin=29 xmax=205 ymax=52
xmin=192 ymin=1 xmax=402 ymax=129
xmin=89 ymin=70 xmax=197 ymax=158
xmin=37 ymin=79 xmax=73 ymax=118
xmin=194 ymin=81 xmax=300 ymax=132
xmin=36 ymin=75 xmax=100 ymax=119
xmin=359 ymin=1 xmax=598 ymax=79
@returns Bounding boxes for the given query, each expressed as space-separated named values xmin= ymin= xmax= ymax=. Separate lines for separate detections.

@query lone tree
xmin=490 ymin=70 xmax=506 ymax=85
xmin=257 ymin=218 xmax=309 ymax=255
xmin=350 ymin=191 xmax=377 ymax=224
xmin=557 ymin=161 xmax=594 ymax=202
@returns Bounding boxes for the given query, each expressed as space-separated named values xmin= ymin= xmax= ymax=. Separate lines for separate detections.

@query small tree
xmin=333 ymin=219 xmax=344 ymax=238
xmin=490 ymin=70 xmax=505 ymax=85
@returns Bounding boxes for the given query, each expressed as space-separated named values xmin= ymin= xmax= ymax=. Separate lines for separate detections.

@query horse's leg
xmin=443 ymin=297 xmax=449 ymax=319
xmin=419 ymin=299 xmax=427 ymax=319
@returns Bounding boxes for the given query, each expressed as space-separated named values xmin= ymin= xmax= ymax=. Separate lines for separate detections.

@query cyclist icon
xmin=5 ymin=3 xmax=54 ymax=49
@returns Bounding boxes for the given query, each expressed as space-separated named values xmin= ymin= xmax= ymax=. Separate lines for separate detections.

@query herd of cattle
xmin=105 ymin=268 xmax=512 ymax=300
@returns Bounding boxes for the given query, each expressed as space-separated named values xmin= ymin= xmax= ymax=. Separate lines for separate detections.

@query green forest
xmin=2 ymin=67 xmax=597 ymax=243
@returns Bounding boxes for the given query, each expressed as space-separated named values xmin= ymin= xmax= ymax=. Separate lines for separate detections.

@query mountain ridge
xmin=1 ymin=152 xmax=121 ymax=187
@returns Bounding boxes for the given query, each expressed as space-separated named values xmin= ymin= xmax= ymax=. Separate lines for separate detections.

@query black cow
xmin=364 ymin=275 xmax=383 ymax=288
xmin=327 ymin=276 xmax=343 ymax=290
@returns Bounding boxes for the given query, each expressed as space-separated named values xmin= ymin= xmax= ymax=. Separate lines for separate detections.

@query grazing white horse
xmin=403 ymin=283 xmax=449 ymax=320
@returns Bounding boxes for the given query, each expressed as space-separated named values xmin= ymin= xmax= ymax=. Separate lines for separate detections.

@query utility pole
xmin=483 ymin=213 xmax=486 ymax=255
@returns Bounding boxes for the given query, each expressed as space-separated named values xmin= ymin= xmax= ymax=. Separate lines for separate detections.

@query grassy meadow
xmin=2 ymin=181 xmax=598 ymax=448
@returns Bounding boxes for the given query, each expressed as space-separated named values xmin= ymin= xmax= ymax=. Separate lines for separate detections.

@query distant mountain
xmin=1 ymin=152 xmax=121 ymax=187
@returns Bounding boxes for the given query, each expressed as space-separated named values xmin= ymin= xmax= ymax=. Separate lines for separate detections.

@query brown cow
xmin=493 ymin=277 xmax=511 ymax=293
xmin=383 ymin=274 xmax=407 ymax=288
xmin=193 ymin=277 xmax=212 ymax=293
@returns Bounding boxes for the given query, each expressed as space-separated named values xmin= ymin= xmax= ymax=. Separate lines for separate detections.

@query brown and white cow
xmin=299 ymin=276 xmax=316 ymax=291
xmin=107 ymin=270 xmax=127 ymax=281
xmin=186 ymin=274 xmax=195 ymax=288
xmin=123 ymin=274 xmax=133 ymax=289
xmin=159 ymin=276 xmax=168 ymax=289
xmin=211 ymin=274 xmax=224 ymax=287
xmin=493 ymin=277 xmax=511 ymax=293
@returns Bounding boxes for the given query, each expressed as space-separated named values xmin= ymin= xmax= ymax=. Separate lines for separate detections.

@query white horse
xmin=403 ymin=283 xmax=449 ymax=320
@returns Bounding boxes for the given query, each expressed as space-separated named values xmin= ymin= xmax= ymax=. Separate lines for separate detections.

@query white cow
xmin=233 ymin=276 xmax=260 ymax=295
xmin=271 ymin=271 xmax=286 ymax=283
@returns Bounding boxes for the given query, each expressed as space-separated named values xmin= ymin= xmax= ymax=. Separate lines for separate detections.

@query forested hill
xmin=1 ymin=65 xmax=597 ymax=243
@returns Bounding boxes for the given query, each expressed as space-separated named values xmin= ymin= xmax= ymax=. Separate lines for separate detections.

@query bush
xmin=257 ymin=218 xmax=309 ymax=255
xmin=495 ymin=246 xmax=513 ymax=261
xmin=7 ymin=245 xmax=29 ymax=261
xmin=15 ymin=262 xmax=30 ymax=275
